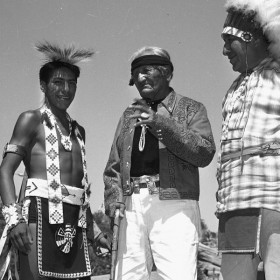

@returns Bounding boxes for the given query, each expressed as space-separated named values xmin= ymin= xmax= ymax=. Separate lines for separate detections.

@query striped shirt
xmin=216 ymin=58 xmax=280 ymax=214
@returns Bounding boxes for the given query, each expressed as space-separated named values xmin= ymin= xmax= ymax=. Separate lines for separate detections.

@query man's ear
xmin=40 ymin=81 xmax=46 ymax=93
xmin=166 ymin=70 xmax=173 ymax=82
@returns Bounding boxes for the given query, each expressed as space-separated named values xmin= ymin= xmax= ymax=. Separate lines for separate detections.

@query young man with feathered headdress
xmin=216 ymin=0 xmax=280 ymax=279
xmin=0 ymin=42 xmax=110 ymax=279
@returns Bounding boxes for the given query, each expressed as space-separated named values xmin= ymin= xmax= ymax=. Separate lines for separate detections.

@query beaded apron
xmin=36 ymin=105 xmax=91 ymax=278
xmin=40 ymin=105 xmax=89 ymax=228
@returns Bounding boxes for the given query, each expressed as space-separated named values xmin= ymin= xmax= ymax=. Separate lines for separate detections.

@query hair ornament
xmin=35 ymin=41 xmax=94 ymax=65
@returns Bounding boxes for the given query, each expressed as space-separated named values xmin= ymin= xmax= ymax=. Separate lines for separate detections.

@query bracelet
xmin=2 ymin=143 xmax=27 ymax=159
xmin=1 ymin=203 xmax=25 ymax=233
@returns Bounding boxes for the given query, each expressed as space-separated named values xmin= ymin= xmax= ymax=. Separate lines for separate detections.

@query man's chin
xmin=232 ymin=64 xmax=242 ymax=73
xmin=140 ymin=89 xmax=154 ymax=99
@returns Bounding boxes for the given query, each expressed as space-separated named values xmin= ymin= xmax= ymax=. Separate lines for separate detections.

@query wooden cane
xmin=109 ymin=209 xmax=120 ymax=280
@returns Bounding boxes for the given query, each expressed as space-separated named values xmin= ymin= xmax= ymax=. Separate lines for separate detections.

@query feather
xmin=225 ymin=0 xmax=280 ymax=59
xmin=35 ymin=41 xmax=94 ymax=65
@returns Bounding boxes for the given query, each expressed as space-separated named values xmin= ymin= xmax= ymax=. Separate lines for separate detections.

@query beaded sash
xmin=40 ymin=105 xmax=89 ymax=228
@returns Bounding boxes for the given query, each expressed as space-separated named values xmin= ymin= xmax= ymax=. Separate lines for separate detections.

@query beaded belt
xmin=130 ymin=174 xmax=160 ymax=194
xmin=25 ymin=178 xmax=85 ymax=206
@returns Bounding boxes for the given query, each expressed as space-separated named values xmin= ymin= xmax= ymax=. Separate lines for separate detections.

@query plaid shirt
xmin=216 ymin=58 xmax=280 ymax=214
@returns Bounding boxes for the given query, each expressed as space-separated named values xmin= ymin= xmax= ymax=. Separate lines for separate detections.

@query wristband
xmin=1 ymin=203 xmax=25 ymax=233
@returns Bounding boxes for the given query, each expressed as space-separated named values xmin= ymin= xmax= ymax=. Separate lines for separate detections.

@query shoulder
xmin=123 ymin=106 xmax=135 ymax=117
xmin=74 ymin=121 xmax=86 ymax=142
xmin=175 ymin=92 xmax=204 ymax=111
xmin=9 ymin=109 xmax=42 ymax=145
xmin=15 ymin=109 xmax=42 ymax=131
xmin=258 ymin=58 xmax=280 ymax=80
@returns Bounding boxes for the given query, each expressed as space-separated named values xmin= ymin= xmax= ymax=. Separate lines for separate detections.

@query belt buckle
xmin=132 ymin=179 xmax=140 ymax=194
xmin=147 ymin=180 xmax=158 ymax=195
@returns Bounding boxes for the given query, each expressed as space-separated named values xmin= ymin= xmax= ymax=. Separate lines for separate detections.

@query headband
xmin=131 ymin=55 xmax=174 ymax=74
xmin=222 ymin=26 xmax=253 ymax=42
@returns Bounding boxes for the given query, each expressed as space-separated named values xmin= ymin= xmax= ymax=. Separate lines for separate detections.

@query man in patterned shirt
xmin=216 ymin=1 xmax=280 ymax=279
xmin=104 ymin=46 xmax=216 ymax=280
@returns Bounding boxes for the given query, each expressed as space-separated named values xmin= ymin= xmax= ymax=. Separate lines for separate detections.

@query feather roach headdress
xmin=223 ymin=0 xmax=280 ymax=59
xmin=35 ymin=41 xmax=94 ymax=65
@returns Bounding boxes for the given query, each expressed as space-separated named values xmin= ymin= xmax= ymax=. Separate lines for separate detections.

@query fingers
xmin=114 ymin=202 xmax=126 ymax=219
xmin=129 ymin=104 xmax=150 ymax=113
xmin=99 ymin=237 xmax=111 ymax=251
xmin=140 ymin=112 xmax=150 ymax=119
xmin=10 ymin=223 xmax=33 ymax=254
xmin=132 ymin=98 xmax=148 ymax=106
xmin=118 ymin=203 xmax=126 ymax=218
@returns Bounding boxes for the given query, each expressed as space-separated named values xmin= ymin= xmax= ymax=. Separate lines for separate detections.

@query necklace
xmin=139 ymin=123 xmax=147 ymax=152
xmin=55 ymin=118 xmax=73 ymax=151
xmin=44 ymin=107 xmax=73 ymax=151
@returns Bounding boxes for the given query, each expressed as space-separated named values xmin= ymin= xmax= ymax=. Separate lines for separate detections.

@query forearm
xmin=0 ymin=164 xmax=18 ymax=205
xmin=150 ymin=113 xmax=215 ymax=167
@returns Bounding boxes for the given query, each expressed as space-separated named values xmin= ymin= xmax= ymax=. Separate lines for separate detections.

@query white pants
xmin=115 ymin=189 xmax=201 ymax=280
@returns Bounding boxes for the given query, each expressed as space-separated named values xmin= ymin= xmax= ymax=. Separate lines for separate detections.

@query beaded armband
xmin=2 ymin=143 xmax=27 ymax=159
xmin=1 ymin=203 xmax=26 ymax=233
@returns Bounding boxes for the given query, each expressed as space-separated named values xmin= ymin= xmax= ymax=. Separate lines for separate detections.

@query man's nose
xmin=138 ymin=73 xmax=146 ymax=82
xmin=223 ymin=45 xmax=230 ymax=56
xmin=63 ymin=81 xmax=70 ymax=91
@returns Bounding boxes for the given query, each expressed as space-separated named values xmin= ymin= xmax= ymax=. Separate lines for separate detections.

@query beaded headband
xmin=222 ymin=9 xmax=262 ymax=42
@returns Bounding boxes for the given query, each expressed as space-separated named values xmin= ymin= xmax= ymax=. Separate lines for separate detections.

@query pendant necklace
xmin=139 ymin=123 xmax=147 ymax=152
xmin=55 ymin=115 xmax=73 ymax=151
xmin=45 ymin=107 xmax=73 ymax=151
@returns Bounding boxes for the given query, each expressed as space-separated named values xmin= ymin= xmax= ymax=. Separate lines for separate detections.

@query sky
xmin=0 ymin=0 xmax=237 ymax=232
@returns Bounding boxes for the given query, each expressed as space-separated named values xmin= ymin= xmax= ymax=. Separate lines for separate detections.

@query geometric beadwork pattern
xmin=41 ymin=104 xmax=89 ymax=228
xmin=78 ymin=214 xmax=86 ymax=228
xmin=36 ymin=197 xmax=92 ymax=278
xmin=49 ymin=195 xmax=61 ymax=205
xmin=47 ymin=148 xmax=58 ymax=161
xmin=74 ymin=126 xmax=90 ymax=228
xmin=42 ymin=105 xmax=64 ymax=225
xmin=50 ymin=180 xmax=60 ymax=191
xmin=50 ymin=209 xmax=63 ymax=224
xmin=47 ymin=164 xmax=59 ymax=176
xmin=46 ymin=134 xmax=57 ymax=145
